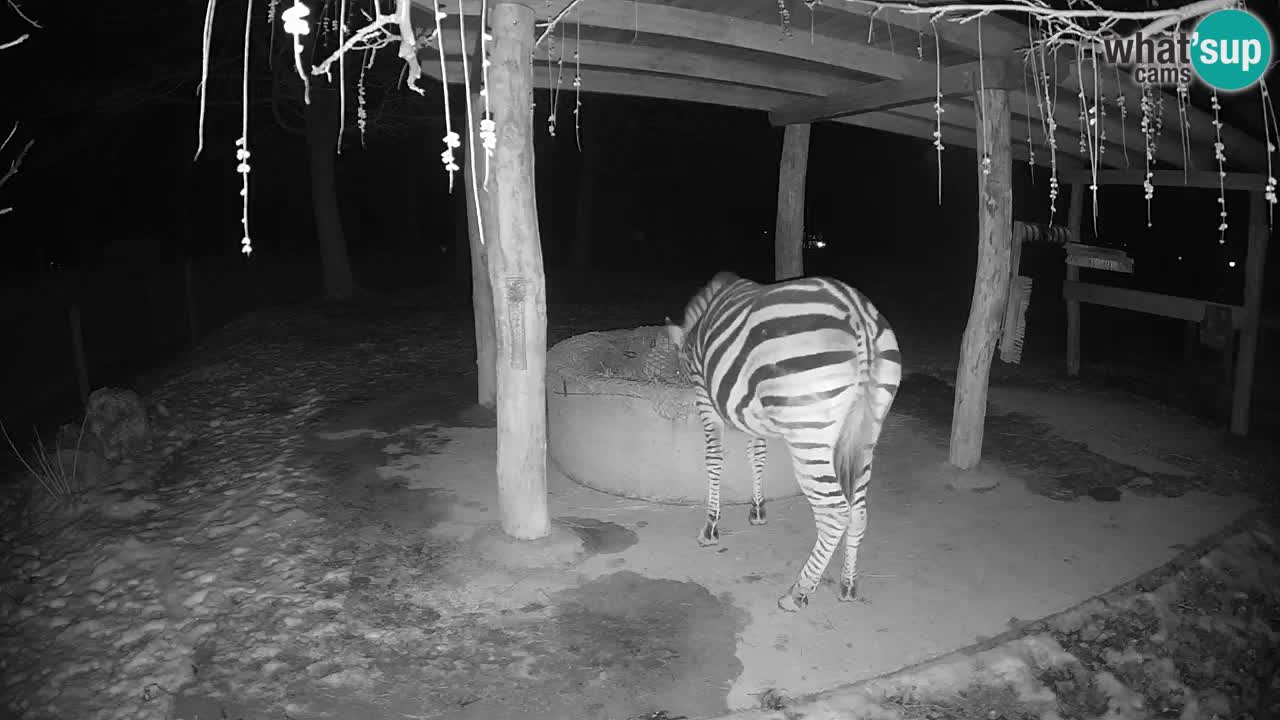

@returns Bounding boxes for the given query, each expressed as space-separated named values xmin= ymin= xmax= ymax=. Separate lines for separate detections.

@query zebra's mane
xmin=681 ymin=272 xmax=743 ymax=329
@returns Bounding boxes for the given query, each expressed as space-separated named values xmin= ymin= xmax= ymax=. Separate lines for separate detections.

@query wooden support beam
xmin=1231 ymin=192 xmax=1270 ymax=436
xmin=1064 ymin=281 xmax=1244 ymax=326
xmin=1060 ymin=167 xmax=1273 ymax=191
xmin=775 ymin=123 xmax=810 ymax=280
xmin=815 ymin=3 xmax=1025 ymax=58
xmin=949 ymin=87 xmax=1013 ymax=472
xmin=842 ymin=109 xmax=1056 ymax=168
xmin=452 ymin=0 xmax=919 ymax=81
xmin=894 ymin=97 xmax=1093 ymax=169
xmin=487 ymin=1 xmax=550 ymax=541
xmin=433 ymin=30 xmax=861 ymax=100
xmin=424 ymin=58 xmax=1083 ymax=171
xmin=769 ymin=58 xmax=1023 ymax=126
xmin=463 ymin=25 xmax=498 ymax=409
xmin=1065 ymin=182 xmax=1085 ymax=377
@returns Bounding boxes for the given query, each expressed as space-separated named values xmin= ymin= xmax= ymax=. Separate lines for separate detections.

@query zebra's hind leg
xmin=778 ymin=450 xmax=851 ymax=612
xmin=838 ymin=501 xmax=868 ymax=602
xmin=747 ymin=436 xmax=768 ymax=526
xmin=779 ymin=500 xmax=850 ymax=612
xmin=839 ymin=371 xmax=897 ymax=602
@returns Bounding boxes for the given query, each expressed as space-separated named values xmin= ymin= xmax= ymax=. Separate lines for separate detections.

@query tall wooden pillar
xmin=949 ymin=89 xmax=1013 ymax=471
xmin=774 ymin=123 xmax=810 ymax=281
xmin=1230 ymin=191 xmax=1269 ymax=435
xmin=1065 ymin=182 xmax=1085 ymax=376
xmin=487 ymin=1 xmax=550 ymax=540
xmin=464 ymin=29 xmax=497 ymax=408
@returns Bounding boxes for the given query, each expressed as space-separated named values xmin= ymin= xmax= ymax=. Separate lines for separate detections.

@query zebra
xmin=666 ymin=271 xmax=902 ymax=612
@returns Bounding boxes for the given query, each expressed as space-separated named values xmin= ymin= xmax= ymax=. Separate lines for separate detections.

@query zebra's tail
xmin=834 ymin=325 xmax=902 ymax=502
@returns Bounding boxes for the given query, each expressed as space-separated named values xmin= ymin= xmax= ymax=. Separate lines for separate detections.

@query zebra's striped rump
xmin=666 ymin=272 xmax=902 ymax=612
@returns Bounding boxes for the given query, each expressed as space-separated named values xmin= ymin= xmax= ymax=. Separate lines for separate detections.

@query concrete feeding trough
xmin=546 ymin=325 xmax=797 ymax=505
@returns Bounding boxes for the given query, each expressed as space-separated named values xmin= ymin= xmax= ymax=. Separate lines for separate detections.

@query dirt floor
xmin=0 ymin=288 xmax=1276 ymax=720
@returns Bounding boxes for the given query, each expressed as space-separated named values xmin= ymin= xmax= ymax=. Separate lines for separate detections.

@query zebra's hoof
xmin=837 ymin=579 xmax=858 ymax=602
xmin=777 ymin=584 xmax=809 ymax=612
xmin=698 ymin=522 xmax=720 ymax=546
xmin=748 ymin=502 xmax=767 ymax=526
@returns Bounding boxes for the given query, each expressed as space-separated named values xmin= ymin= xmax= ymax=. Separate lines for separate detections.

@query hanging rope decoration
xmin=573 ymin=19 xmax=583 ymax=151
xmin=236 ymin=0 xmax=255 ymax=256
xmin=1211 ymin=90 xmax=1228 ymax=243
xmin=1263 ymin=81 xmax=1279 ymax=220
xmin=430 ymin=0 xmax=460 ymax=190
xmin=194 ymin=0 xmax=1280 ymax=258
xmin=1114 ymin=65 xmax=1129 ymax=167
xmin=281 ymin=0 xmax=312 ymax=104
xmin=931 ymin=18 xmax=944 ymax=204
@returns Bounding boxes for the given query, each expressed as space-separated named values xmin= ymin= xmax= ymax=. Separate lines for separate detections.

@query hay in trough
xmin=547 ymin=326 xmax=697 ymax=421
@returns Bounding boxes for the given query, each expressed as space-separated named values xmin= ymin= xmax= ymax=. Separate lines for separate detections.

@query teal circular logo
xmin=1191 ymin=9 xmax=1272 ymax=92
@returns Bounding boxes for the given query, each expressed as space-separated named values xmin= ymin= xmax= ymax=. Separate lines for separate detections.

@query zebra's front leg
xmin=747 ymin=435 xmax=768 ymax=526
xmin=698 ymin=410 xmax=726 ymax=547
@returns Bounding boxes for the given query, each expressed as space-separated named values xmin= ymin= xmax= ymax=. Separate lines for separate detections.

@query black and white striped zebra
xmin=666 ymin=271 xmax=902 ymax=612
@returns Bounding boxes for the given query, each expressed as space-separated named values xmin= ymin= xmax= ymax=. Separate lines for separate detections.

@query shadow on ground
xmin=894 ymin=372 xmax=1210 ymax=501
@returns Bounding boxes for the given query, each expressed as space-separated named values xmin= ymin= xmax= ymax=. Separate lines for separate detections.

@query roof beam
xmin=438 ymin=28 xmax=858 ymax=98
xmin=769 ymin=57 xmax=1023 ymax=125
xmin=891 ymin=97 xmax=1092 ymax=168
xmin=815 ymin=1 xmax=1027 ymax=57
xmin=423 ymin=56 xmax=1058 ymax=169
xmin=449 ymin=0 xmax=920 ymax=81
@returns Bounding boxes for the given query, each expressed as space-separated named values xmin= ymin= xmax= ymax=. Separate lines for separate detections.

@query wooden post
xmin=486 ymin=1 xmax=550 ymax=541
xmin=774 ymin=123 xmax=810 ymax=280
xmin=1065 ymin=182 xmax=1085 ymax=376
xmin=949 ymin=88 xmax=1013 ymax=471
xmin=1230 ymin=191 xmax=1269 ymax=435
xmin=453 ymin=174 xmax=472 ymax=289
xmin=463 ymin=27 xmax=497 ymax=408
xmin=68 ymin=304 xmax=89 ymax=405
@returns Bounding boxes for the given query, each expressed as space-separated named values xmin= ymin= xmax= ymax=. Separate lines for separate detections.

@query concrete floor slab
xmin=370 ymin=386 xmax=1254 ymax=712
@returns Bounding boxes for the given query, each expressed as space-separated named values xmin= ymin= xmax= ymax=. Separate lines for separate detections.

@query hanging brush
xmin=999 ymin=275 xmax=1033 ymax=364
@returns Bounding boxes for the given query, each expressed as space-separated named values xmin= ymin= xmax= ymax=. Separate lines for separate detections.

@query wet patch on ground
xmin=894 ymin=373 xmax=1209 ymax=501
xmin=257 ymin=565 xmax=748 ymax=720
xmin=556 ymin=516 xmax=639 ymax=555
xmin=529 ymin=570 xmax=746 ymax=720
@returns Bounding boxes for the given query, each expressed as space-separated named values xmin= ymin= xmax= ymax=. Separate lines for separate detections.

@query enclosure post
xmin=464 ymin=31 xmax=497 ymax=409
xmin=949 ymin=88 xmax=1012 ymax=471
xmin=774 ymin=123 xmax=810 ymax=281
xmin=486 ymin=1 xmax=551 ymax=541
xmin=1065 ymin=182 xmax=1085 ymax=376
xmin=68 ymin=304 xmax=89 ymax=405
xmin=1230 ymin=191 xmax=1269 ymax=435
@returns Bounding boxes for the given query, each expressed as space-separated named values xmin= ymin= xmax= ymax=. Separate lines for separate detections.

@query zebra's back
xmin=684 ymin=275 xmax=892 ymax=439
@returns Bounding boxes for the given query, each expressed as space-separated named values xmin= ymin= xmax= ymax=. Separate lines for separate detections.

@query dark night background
xmin=1 ymin=0 xmax=1277 ymax=441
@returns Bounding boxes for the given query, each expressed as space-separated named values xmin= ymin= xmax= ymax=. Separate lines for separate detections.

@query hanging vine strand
xmin=195 ymin=0 xmax=1274 ymax=256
